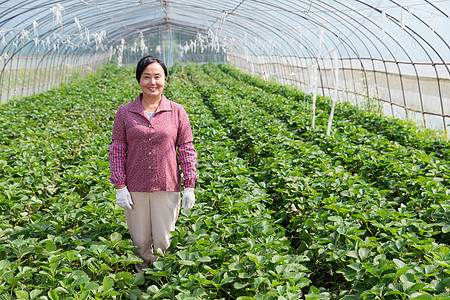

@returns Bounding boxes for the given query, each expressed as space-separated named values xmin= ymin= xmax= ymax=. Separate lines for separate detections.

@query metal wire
xmin=0 ymin=0 xmax=448 ymax=137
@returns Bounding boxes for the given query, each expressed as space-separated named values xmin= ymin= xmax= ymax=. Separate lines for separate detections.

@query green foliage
xmin=0 ymin=65 xmax=143 ymax=298
xmin=0 ymin=62 xmax=448 ymax=299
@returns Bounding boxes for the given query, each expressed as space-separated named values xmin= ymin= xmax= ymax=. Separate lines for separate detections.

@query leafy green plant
xmin=0 ymin=62 xmax=448 ymax=299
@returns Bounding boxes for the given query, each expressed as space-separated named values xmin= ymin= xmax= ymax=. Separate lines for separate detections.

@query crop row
xmin=0 ymin=66 xmax=148 ymax=299
xmin=186 ymin=63 xmax=389 ymax=296
xmin=211 ymin=62 xmax=450 ymax=261
xmin=184 ymin=63 xmax=450 ymax=298
xmin=0 ymin=63 xmax=448 ymax=299
xmin=138 ymin=63 xmax=313 ymax=299
xmin=217 ymin=64 xmax=450 ymax=160
xmin=0 ymin=64 xmax=318 ymax=299
xmin=201 ymin=62 xmax=449 ymax=226
xmin=205 ymin=63 xmax=449 ymax=238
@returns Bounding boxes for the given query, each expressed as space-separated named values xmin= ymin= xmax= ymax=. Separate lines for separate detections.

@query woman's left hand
xmin=182 ymin=188 xmax=195 ymax=212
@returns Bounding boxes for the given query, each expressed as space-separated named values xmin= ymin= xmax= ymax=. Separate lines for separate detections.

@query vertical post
xmin=311 ymin=28 xmax=323 ymax=130
xmin=311 ymin=64 xmax=317 ymax=129
xmin=327 ymin=51 xmax=339 ymax=136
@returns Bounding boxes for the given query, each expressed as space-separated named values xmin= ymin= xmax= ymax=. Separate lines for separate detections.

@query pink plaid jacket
xmin=108 ymin=94 xmax=199 ymax=192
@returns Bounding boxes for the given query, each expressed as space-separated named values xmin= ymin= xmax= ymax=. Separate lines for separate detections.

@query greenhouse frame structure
xmin=0 ymin=0 xmax=449 ymax=137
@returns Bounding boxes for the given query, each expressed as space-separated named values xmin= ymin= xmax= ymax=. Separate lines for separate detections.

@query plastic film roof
xmin=1 ymin=1 xmax=448 ymax=63
xmin=1 ymin=0 xmax=449 ymax=135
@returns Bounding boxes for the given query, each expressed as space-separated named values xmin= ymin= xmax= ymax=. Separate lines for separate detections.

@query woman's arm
xmin=109 ymin=140 xmax=127 ymax=187
xmin=109 ymin=106 xmax=128 ymax=188
xmin=178 ymin=142 xmax=199 ymax=188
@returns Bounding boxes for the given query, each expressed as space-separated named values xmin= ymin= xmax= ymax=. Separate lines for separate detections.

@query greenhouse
xmin=0 ymin=0 xmax=449 ymax=299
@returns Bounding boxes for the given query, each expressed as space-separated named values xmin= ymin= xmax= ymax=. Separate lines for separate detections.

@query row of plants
xmin=213 ymin=63 xmax=449 ymax=252
xmin=206 ymin=63 xmax=449 ymax=238
xmin=139 ymin=63 xmax=313 ymax=299
xmin=0 ymin=63 xmax=318 ymax=299
xmin=0 ymin=65 xmax=148 ymax=299
xmin=217 ymin=64 xmax=449 ymax=160
xmin=0 ymin=62 xmax=448 ymax=299
xmin=184 ymin=63 xmax=449 ymax=298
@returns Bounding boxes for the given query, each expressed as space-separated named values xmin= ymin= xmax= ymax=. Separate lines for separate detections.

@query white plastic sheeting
xmin=0 ymin=0 xmax=449 ymax=136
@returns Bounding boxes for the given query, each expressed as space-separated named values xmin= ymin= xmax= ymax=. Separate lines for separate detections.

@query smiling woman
xmin=137 ymin=57 xmax=167 ymax=111
xmin=108 ymin=56 xmax=199 ymax=273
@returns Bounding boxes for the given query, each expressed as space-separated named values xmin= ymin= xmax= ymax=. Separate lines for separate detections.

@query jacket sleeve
xmin=177 ymin=142 xmax=199 ymax=188
xmin=109 ymin=140 xmax=127 ymax=186
xmin=109 ymin=106 xmax=127 ymax=186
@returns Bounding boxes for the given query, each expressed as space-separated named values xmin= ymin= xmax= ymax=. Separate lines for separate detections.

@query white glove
xmin=182 ymin=188 xmax=195 ymax=212
xmin=116 ymin=186 xmax=133 ymax=210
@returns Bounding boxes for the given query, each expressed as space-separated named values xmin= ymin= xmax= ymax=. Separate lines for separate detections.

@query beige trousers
xmin=125 ymin=191 xmax=180 ymax=273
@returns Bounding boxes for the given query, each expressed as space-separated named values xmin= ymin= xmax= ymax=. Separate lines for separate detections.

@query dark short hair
xmin=136 ymin=56 xmax=168 ymax=82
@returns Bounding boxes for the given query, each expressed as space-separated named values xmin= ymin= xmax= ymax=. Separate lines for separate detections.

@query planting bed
xmin=0 ymin=63 xmax=448 ymax=299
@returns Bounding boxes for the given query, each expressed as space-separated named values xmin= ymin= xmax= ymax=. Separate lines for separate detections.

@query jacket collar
xmin=128 ymin=93 xmax=172 ymax=115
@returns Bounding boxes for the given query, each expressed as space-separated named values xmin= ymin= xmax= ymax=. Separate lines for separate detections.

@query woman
xmin=108 ymin=56 xmax=199 ymax=273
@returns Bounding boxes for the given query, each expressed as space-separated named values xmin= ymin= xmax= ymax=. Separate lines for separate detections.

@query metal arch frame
xmin=424 ymin=0 xmax=448 ymax=18
xmin=215 ymin=9 xmax=319 ymax=71
xmin=92 ymin=5 xmax=180 ymax=48
xmin=123 ymin=5 xmax=305 ymax=59
xmin=1 ymin=1 xmax=163 ymax=50
xmin=247 ymin=1 xmax=414 ymax=93
xmin=209 ymin=17 xmax=299 ymax=73
xmin=217 ymin=0 xmax=384 ymax=110
xmin=104 ymin=1 xmax=238 ymax=48
xmin=111 ymin=22 xmax=224 ymax=65
xmin=316 ymin=0 xmax=387 ymax=106
xmin=284 ymin=1 xmax=442 ymax=133
xmin=0 ymin=1 xmax=278 ymax=98
xmin=326 ymin=1 xmax=426 ymax=122
xmin=0 ymin=1 xmax=410 ymax=61
xmin=387 ymin=0 xmax=450 ymax=66
xmin=0 ymin=2 xmax=378 ymax=103
xmin=244 ymin=0 xmax=362 ymax=94
xmin=229 ymin=0 xmax=448 ymax=132
xmin=0 ymin=0 xmax=448 ymax=135
xmin=70 ymin=0 xmax=136 ymax=32
xmin=0 ymin=2 xmax=61 ymax=99
xmin=157 ymin=0 xmax=312 ymax=58
xmin=355 ymin=1 xmax=423 ymax=122
xmin=0 ymin=2 xmax=113 ymax=54
xmin=0 ymin=1 xmax=145 ymax=49
xmin=110 ymin=3 xmax=233 ymax=48
xmin=0 ymin=0 xmax=112 ymax=100
xmin=356 ymin=0 xmax=449 ymax=130
xmin=266 ymin=0 xmax=377 ymax=106
xmin=384 ymin=0 xmax=449 ymax=130
xmin=322 ymin=0 xmax=447 ymax=130
xmin=204 ymin=11 xmax=311 ymax=80
xmin=112 ymin=0 xmax=312 ymax=82
xmin=89 ymin=2 xmax=171 ymax=45
xmin=314 ymin=0 xmax=411 ymax=115
xmin=2 ymin=0 xmax=448 ymax=63
xmin=239 ymin=0 xmax=379 ymax=107
xmin=337 ymin=1 xmax=448 ymax=131
xmin=203 ymin=0 xmax=352 ymax=85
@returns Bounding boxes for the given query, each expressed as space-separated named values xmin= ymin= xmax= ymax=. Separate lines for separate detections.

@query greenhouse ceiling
xmin=0 ymin=0 xmax=449 ymax=136
xmin=1 ymin=0 xmax=448 ymax=63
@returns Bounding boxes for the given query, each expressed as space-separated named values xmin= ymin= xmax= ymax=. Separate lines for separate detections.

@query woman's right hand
xmin=115 ymin=186 xmax=133 ymax=210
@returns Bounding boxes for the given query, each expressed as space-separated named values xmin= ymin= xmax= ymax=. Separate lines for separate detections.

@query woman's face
xmin=139 ymin=62 xmax=166 ymax=99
